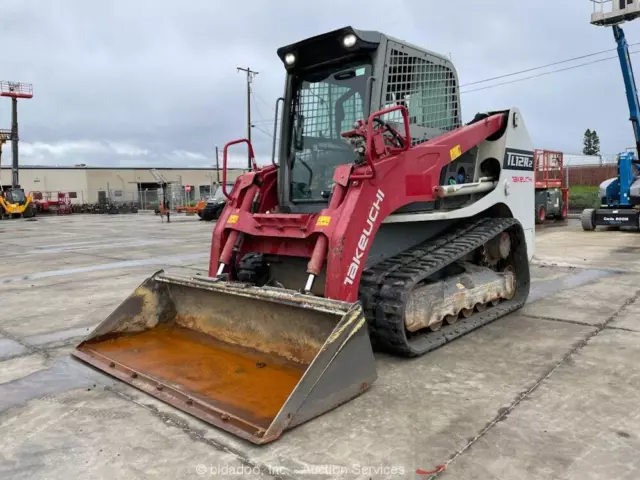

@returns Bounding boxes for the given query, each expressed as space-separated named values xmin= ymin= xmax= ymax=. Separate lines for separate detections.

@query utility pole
xmin=237 ymin=66 xmax=258 ymax=170
xmin=215 ymin=145 xmax=220 ymax=183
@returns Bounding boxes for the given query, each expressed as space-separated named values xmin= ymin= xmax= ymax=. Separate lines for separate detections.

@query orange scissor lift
xmin=534 ymin=149 xmax=569 ymax=224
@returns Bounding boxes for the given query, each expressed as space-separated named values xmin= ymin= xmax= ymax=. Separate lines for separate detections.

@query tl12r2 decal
xmin=503 ymin=148 xmax=534 ymax=171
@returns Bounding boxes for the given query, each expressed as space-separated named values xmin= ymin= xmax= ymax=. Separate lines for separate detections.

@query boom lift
xmin=73 ymin=27 xmax=535 ymax=444
xmin=583 ymin=0 xmax=640 ymax=230
xmin=0 ymin=81 xmax=34 ymax=219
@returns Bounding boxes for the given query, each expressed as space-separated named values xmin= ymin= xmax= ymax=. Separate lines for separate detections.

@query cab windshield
xmin=7 ymin=190 xmax=25 ymax=204
xmin=290 ymin=60 xmax=371 ymax=202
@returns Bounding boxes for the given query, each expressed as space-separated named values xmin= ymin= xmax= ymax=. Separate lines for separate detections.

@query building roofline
xmin=0 ymin=166 xmax=247 ymax=171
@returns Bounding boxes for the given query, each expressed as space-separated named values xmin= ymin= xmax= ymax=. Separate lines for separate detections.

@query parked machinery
xmin=0 ymin=81 xmax=33 ymax=219
xmin=73 ymin=26 xmax=535 ymax=444
xmin=0 ymin=187 xmax=34 ymax=218
xmin=176 ymin=200 xmax=206 ymax=216
xmin=198 ymin=183 xmax=232 ymax=221
xmin=30 ymin=191 xmax=73 ymax=215
xmin=583 ymin=1 xmax=640 ymax=230
xmin=1 ymin=129 xmax=34 ymax=218
xmin=534 ymin=149 xmax=568 ymax=224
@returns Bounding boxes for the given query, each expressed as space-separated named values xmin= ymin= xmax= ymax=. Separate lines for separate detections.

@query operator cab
xmin=274 ymin=26 xmax=462 ymax=213
xmin=1 ymin=187 xmax=26 ymax=205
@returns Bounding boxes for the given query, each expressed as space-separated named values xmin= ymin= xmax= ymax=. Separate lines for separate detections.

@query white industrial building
xmin=0 ymin=165 xmax=246 ymax=207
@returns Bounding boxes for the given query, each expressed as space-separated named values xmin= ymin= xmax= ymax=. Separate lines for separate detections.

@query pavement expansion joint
xmin=604 ymin=324 xmax=640 ymax=333
xmin=530 ymin=259 xmax=629 ymax=274
xmin=102 ymin=385 xmax=292 ymax=480
xmin=0 ymin=326 xmax=51 ymax=361
xmin=520 ymin=314 xmax=599 ymax=329
xmin=423 ymin=288 xmax=640 ymax=479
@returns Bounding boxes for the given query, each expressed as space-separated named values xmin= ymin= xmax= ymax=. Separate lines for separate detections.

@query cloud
xmin=2 ymin=0 xmax=640 ymax=168
xmin=4 ymin=140 xmax=266 ymax=169
xmin=17 ymin=140 xmax=148 ymax=158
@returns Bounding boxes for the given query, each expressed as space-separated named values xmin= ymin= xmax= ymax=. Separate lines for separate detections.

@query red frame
xmin=30 ymin=191 xmax=73 ymax=214
xmin=534 ymin=149 xmax=568 ymax=214
xmin=209 ymin=107 xmax=507 ymax=303
xmin=0 ymin=81 xmax=33 ymax=99
xmin=534 ymin=149 xmax=564 ymax=189
xmin=222 ymin=139 xmax=257 ymax=199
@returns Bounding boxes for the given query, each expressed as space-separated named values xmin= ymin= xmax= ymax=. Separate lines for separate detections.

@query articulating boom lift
xmin=583 ymin=1 xmax=640 ymax=230
xmin=73 ymin=27 xmax=535 ymax=444
xmin=0 ymin=81 xmax=34 ymax=219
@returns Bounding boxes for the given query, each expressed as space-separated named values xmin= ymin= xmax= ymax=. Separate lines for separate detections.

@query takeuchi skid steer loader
xmin=73 ymin=27 xmax=535 ymax=444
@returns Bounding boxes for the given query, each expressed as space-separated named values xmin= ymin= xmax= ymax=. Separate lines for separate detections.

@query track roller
xmin=363 ymin=217 xmax=531 ymax=357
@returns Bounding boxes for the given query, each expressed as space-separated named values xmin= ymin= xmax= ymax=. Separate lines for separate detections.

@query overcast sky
xmin=2 ymin=0 xmax=640 ymax=168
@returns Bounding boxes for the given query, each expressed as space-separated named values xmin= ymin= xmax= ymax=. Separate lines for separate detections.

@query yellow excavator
xmin=0 ymin=133 xmax=34 ymax=219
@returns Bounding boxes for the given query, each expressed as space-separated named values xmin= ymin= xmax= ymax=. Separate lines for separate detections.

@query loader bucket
xmin=72 ymin=271 xmax=376 ymax=444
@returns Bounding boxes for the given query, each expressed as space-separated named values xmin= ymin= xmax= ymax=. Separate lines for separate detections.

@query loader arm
xmin=210 ymin=107 xmax=507 ymax=302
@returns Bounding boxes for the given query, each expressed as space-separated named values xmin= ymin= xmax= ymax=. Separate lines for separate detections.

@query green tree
xmin=591 ymin=130 xmax=601 ymax=156
xmin=583 ymin=129 xmax=601 ymax=155
xmin=583 ymin=129 xmax=594 ymax=155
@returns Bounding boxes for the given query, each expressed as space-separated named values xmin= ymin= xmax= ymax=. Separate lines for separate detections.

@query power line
xmin=461 ymin=49 xmax=640 ymax=94
xmin=460 ymin=42 xmax=640 ymax=87
xmin=253 ymin=91 xmax=276 ymax=113
xmin=251 ymin=123 xmax=273 ymax=138
xmin=250 ymin=92 xmax=270 ymax=126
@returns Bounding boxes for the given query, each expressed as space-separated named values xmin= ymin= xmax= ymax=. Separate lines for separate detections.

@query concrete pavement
xmin=1 ymin=214 xmax=639 ymax=479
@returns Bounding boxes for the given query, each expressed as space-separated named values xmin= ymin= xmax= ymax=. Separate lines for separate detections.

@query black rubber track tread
xmin=359 ymin=217 xmax=527 ymax=357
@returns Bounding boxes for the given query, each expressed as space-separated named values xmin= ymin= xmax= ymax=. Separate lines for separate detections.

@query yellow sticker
xmin=227 ymin=214 xmax=239 ymax=224
xmin=456 ymin=283 xmax=465 ymax=290
xmin=450 ymin=145 xmax=462 ymax=161
xmin=316 ymin=216 xmax=331 ymax=227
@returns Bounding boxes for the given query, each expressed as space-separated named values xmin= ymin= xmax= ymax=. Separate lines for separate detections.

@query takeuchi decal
xmin=512 ymin=176 xmax=532 ymax=183
xmin=344 ymin=189 xmax=385 ymax=286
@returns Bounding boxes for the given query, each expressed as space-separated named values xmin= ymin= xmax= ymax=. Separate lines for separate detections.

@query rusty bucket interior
xmin=72 ymin=271 xmax=377 ymax=444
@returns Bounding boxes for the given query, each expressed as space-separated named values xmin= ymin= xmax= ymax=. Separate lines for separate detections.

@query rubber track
xmin=359 ymin=217 xmax=526 ymax=357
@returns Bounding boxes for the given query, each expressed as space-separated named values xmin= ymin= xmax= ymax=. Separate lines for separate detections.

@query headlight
xmin=284 ymin=53 xmax=296 ymax=65
xmin=342 ymin=34 xmax=357 ymax=48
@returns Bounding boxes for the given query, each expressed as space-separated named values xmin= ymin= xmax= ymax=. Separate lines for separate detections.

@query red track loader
xmin=73 ymin=27 xmax=535 ymax=444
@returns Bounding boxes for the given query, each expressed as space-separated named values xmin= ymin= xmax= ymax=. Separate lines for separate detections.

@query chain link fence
xmin=30 ymin=186 xmax=218 ymax=213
